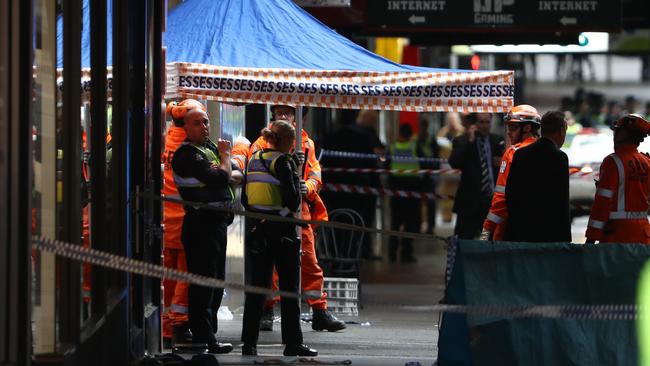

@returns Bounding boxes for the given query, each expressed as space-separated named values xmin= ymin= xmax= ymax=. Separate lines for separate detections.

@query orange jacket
xmin=81 ymin=131 xmax=112 ymax=181
xmin=585 ymin=144 xmax=650 ymax=244
xmin=249 ymin=129 xmax=328 ymax=222
xmin=231 ymin=141 xmax=250 ymax=171
xmin=162 ymin=126 xmax=186 ymax=249
xmin=483 ymin=136 xmax=537 ymax=240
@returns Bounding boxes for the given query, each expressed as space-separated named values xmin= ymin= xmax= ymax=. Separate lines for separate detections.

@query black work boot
xmin=242 ymin=343 xmax=257 ymax=356
xmin=172 ymin=324 xmax=193 ymax=345
xmin=311 ymin=309 xmax=346 ymax=332
xmin=284 ymin=344 xmax=318 ymax=357
xmin=260 ymin=307 xmax=274 ymax=331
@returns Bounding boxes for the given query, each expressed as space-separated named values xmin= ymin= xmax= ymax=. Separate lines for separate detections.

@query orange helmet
xmin=504 ymin=104 xmax=541 ymax=125
xmin=612 ymin=114 xmax=650 ymax=135
xmin=166 ymin=99 xmax=206 ymax=124
xmin=270 ymin=104 xmax=308 ymax=117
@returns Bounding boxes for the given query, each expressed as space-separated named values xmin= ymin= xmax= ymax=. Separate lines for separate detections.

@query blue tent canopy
xmin=164 ymin=0 xmax=445 ymax=73
xmin=57 ymin=0 xmax=452 ymax=72
xmin=56 ymin=0 xmax=113 ymax=69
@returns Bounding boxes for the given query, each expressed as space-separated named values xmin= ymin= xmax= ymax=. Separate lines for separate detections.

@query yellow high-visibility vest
xmin=245 ymin=150 xmax=284 ymax=212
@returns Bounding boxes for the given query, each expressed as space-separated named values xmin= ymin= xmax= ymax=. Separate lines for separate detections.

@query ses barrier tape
xmin=165 ymin=63 xmax=514 ymax=113
xmin=32 ymin=236 xmax=641 ymax=321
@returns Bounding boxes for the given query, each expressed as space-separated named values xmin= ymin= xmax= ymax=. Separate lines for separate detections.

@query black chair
xmin=317 ymin=208 xmax=365 ymax=304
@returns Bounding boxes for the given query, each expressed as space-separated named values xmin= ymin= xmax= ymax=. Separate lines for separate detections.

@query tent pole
xmin=296 ymin=106 xmax=303 ymax=157
xmin=295 ymin=105 xmax=303 ymax=301
xmin=265 ymin=105 xmax=271 ymax=124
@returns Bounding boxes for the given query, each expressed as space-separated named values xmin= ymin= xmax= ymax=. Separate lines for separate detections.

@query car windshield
xmin=562 ymin=128 xmax=613 ymax=167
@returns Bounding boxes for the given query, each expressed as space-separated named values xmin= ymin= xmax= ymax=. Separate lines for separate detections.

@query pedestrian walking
xmin=448 ymin=113 xmax=503 ymax=239
xmin=240 ymin=121 xmax=318 ymax=357
xmin=585 ymin=114 xmax=650 ymax=244
xmin=504 ymin=111 xmax=571 ymax=242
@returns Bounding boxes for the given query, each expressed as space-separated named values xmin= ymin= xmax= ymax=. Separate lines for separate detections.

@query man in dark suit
xmin=504 ymin=110 xmax=571 ymax=242
xmin=449 ymin=113 xmax=504 ymax=239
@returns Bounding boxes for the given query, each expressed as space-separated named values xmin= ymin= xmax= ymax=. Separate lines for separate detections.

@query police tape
xmin=321 ymin=184 xmax=453 ymax=201
xmin=321 ymin=167 xmax=461 ymax=176
xmin=33 ymin=235 xmax=304 ymax=300
xmin=319 ymin=149 xmax=446 ymax=163
xmin=403 ymin=304 xmax=637 ymax=320
xmin=142 ymin=192 xmax=448 ymax=242
xmin=31 ymin=235 xmax=642 ymax=321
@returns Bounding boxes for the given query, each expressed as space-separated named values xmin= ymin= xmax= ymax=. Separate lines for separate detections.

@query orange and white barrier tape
xmin=570 ymin=169 xmax=599 ymax=179
xmin=322 ymin=167 xmax=460 ymax=175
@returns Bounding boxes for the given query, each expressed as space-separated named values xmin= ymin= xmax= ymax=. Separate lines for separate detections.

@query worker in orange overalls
xmin=585 ymin=114 xmax=650 ymax=244
xmin=235 ymin=104 xmax=345 ymax=332
xmin=481 ymin=105 xmax=541 ymax=241
xmin=162 ymin=99 xmax=207 ymax=347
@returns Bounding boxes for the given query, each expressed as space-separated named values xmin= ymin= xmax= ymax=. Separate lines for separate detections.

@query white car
xmin=562 ymin=128 xmax=612 ymax=218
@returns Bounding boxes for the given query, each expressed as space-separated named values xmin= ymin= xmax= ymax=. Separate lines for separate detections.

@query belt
xmin=188 ymin=201 xmax=234 ymax=210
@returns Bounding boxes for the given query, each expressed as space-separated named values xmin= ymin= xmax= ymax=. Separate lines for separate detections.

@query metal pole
xmin=296 ymin=107 xmax=303 ymax=156
xmin=295 ymin=106 xmax=303 ymax=300
xmin=90 ymin=0 xmax=108 ymax=317
xmin=265 ymin=104 xmax=271 ymax=124
xmin=60 ymin=0 xmax=83 ymax=352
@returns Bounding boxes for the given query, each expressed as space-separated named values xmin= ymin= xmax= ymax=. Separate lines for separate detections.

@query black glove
xmin=299 ymin=180 xmax=308 ymax=196
xmin=293 ymin=151 xmax=305 ymax=165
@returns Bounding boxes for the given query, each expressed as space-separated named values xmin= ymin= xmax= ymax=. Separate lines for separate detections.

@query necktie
xmin=477 ymin=137 xmax=493 ymax=195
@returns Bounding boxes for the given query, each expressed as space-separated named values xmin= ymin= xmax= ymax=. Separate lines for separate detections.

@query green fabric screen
xmin=438 ymin=240 xmax=650 ymax=366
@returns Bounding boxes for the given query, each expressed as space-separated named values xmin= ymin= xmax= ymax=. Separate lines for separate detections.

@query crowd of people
xmin=560 ymin=88 xmax=650 ymax=129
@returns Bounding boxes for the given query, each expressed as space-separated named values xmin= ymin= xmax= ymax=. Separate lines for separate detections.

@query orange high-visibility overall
xmin=81 ymin=132 xmax=112 ymax=303
xmin=162 ymin=125 xmax=189 ymax=338
xmin=483 ymin=137 xmax=537 ymax=240
xmin=250 ymin=129 xmax=329 ymax=310
xmin=586 ymin=145 xmax=650 ymax=244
